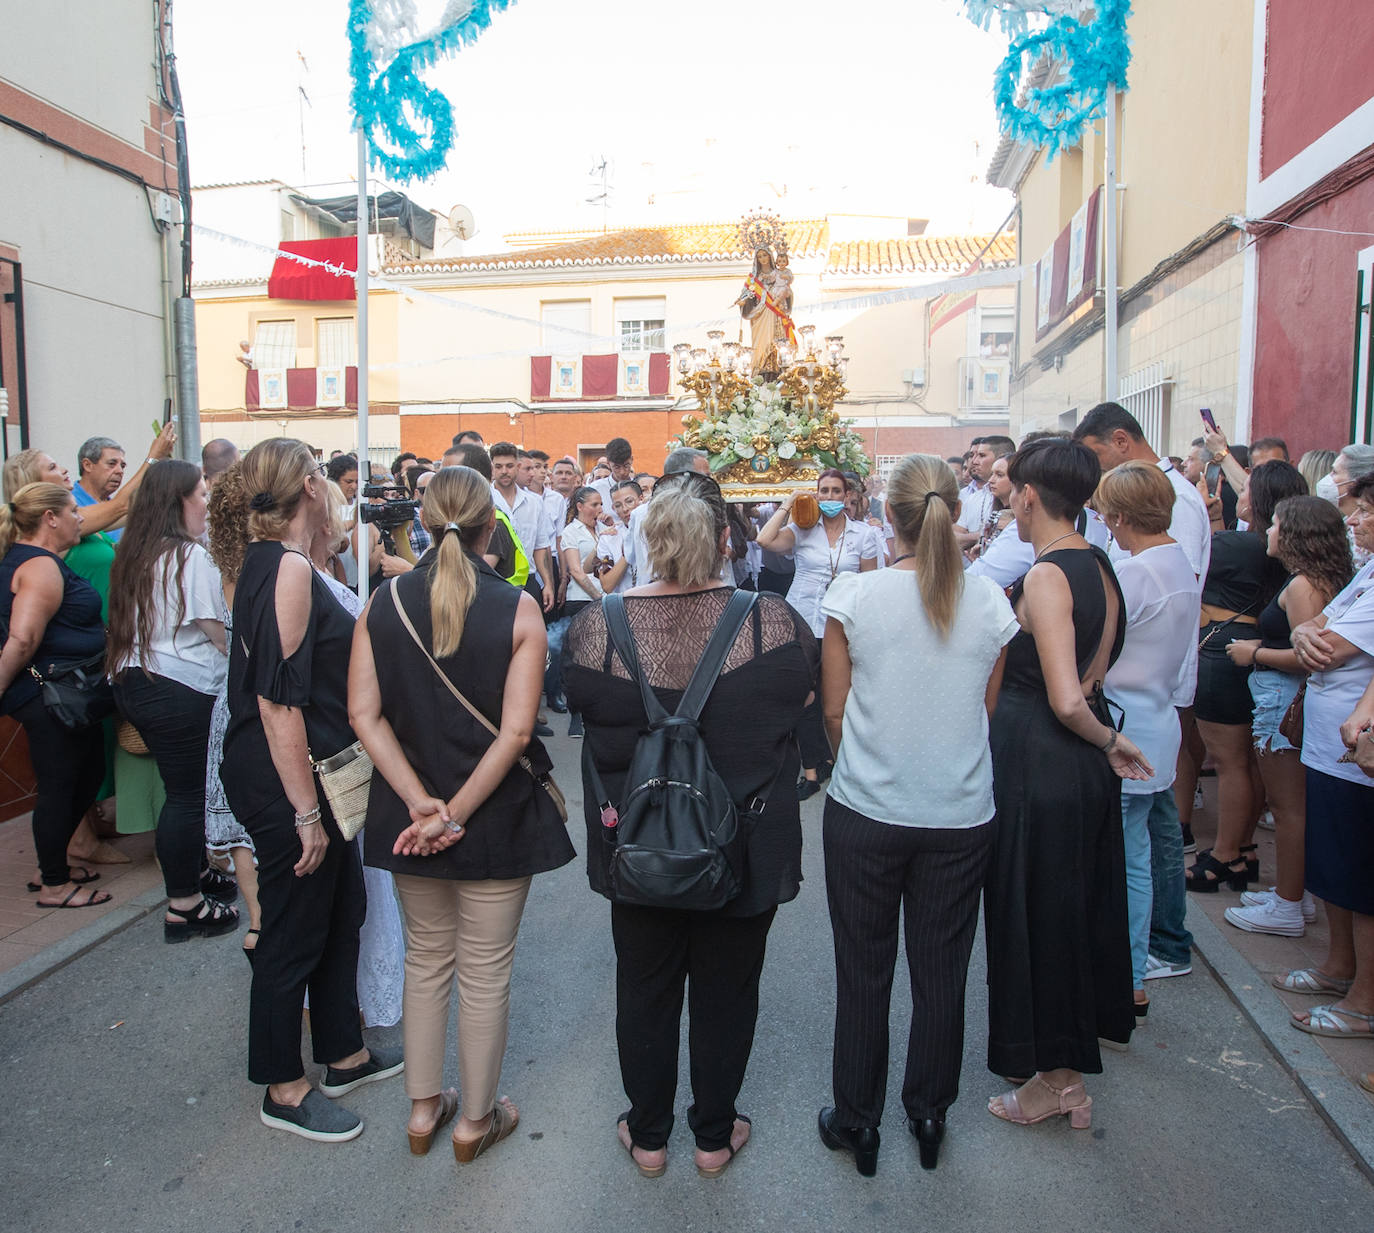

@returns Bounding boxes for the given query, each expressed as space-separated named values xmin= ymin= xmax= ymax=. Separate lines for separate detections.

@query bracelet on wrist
xmin=1099 ymin=729 xmax=1119 ymax=754
xmin=444 ymin=819 xmax=465 ymax=835
xmin=294 ymin=805 xmax=322 ymax=829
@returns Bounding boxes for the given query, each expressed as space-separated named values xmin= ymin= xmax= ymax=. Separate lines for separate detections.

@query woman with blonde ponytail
xmin=815 ymin=454 xmax=1019 ymax=1175
xmin=350 ymin=464 xmax=574 ymax=1164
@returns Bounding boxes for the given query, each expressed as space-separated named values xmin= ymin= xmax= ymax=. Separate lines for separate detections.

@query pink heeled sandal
xmin=988 ymin=1076 xmax=1092 ymax=1128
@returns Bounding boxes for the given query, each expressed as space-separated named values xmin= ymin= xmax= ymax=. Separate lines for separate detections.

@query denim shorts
xmin=1248 ymin=667 xmax=1301 ymax=753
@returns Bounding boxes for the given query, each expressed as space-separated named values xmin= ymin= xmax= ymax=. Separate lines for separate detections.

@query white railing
xmin=1119 ymin=361 xmax=1173 ymax=455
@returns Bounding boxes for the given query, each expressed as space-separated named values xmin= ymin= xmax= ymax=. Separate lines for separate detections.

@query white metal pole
xmin=355 ymin=128 xmax=370 ymax=601
xmin=1104 ymin=82 xmax=1119 ymax=401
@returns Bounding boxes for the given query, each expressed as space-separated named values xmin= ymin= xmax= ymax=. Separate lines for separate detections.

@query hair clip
xmin=249 ymin=491 xmax=277 ymax=512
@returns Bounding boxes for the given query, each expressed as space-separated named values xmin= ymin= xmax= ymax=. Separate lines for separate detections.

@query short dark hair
xmin=1251 ymin=436 xmax=1290 ymax=460
xmin=1073 ymin=402 xmax=1145 ymax=444
xmin=325 ymin=453 xmax=358 ymax=483
xmin=390 ymin=452 xmax=417 ymax=478
xmin=1230 ymin=444 xmax=1251 ymax=470
xmin=946 ymin=456 xmax=964 ymax=467
xmin=606 ymin=437 xmax=633 ymax=466
xmin=1007 ymin=438 xmax=1102 ymax=520
xmin=613 ymin=479 xmax=643 ymax=497
xmin=452 ymin=429 xmax=484 ymax=447
xmin=489 ymin=441 xmax=518 ymax=461
xmin=526 ymin=449 xmax=550 ymax=463
xmin=449 ymin=442 xmax=492 ymax=480
xmin=1247 ymin=460 xmax=1307 ymax=533
xmin=516 ymin=449 xmax=533 ymax=460
xmin=981 ymin=435 xmax=1016 ymax=458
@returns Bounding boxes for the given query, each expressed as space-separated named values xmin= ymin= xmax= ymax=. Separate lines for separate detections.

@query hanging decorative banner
xmin=963 ymin=0 xmax=1132 ymax=158
xmin=348 ymin=0 xmax=515 ymax=182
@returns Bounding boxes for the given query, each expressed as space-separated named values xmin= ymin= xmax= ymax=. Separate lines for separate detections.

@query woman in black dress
xmin=984 ymin=439 xmax=1152 ymax=1129
xmin=220 ymin=439 xmax=401 ymax=1144
xmin=564 ymin=474 xmax=817 ymax=1179
xmin=350 ymin=465 xmax=574 ymax=1163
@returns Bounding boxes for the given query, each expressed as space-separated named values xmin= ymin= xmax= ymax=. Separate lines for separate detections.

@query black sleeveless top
xmin=362 ymin=552 xmax=574 ymax=881
xmin=1258 ymin=577 xmax=1294 ymax=650
xmin=0 ymin=543 xmax=105 ymax=716
xmin=1003 ymin=546 xmax=1125 ymax=694
xmin=222 ymin=541 xmax=357 ymax=823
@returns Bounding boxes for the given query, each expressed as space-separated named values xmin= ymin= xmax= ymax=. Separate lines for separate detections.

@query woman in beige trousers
xmin=350 ymin=465 xmax=575 ymax=1163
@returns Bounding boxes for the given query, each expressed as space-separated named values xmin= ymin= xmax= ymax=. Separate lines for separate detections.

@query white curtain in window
xmin=541 ymin=300 xmax=592 ymax=351
xmin=317 ymin=318 xmax=356 ymax=368
xmin=253 ymin=320 xmax=297 ymax=369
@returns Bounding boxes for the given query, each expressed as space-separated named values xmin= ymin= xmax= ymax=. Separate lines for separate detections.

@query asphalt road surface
xmin=3 ymin=729 xmax=1370 ymax=1233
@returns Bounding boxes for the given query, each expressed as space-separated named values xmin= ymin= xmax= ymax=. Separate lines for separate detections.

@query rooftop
xmin=385 ymin=218 xmax=1014 ymax=276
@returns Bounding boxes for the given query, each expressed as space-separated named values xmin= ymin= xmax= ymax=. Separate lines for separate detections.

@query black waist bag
xmin=590 ymin=590 xmax=759 ymax=912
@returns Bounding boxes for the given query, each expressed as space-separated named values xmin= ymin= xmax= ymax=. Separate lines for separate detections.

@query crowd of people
xmin=2 ymin=407 xmax=1371 ymax=1176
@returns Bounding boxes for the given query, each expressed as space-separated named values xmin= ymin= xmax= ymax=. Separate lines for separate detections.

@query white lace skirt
xmin=205 ymin=690 xmax=252 ymax=853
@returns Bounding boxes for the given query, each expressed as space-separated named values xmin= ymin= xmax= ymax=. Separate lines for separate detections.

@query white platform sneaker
xmin=1238 ymin=886 xmax=1317 ymax=921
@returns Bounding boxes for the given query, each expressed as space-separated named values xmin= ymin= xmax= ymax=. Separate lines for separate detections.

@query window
xmin=615 ymin=297 xmax=666 ymax=352
xmin=541 ymin=300 xmax=592 ymax=351
xmin=280 ymin=210 xmax=295 ymax=242
xmin=252 ymin=319 xmax=297 ymax=369
xmin=976 ymin=306 xmax=1014 ymax=358
xmin=316 ymin=317 xmax=356 ymax=368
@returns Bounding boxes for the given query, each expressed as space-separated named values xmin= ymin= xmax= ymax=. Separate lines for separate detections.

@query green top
xmin=63 ymin=531 xmax=117 ymax=621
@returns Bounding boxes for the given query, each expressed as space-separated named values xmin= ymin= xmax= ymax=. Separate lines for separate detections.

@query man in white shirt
xmin=1072 ymin=404 xmax=1211 ymax=579
xmin=489 ymin=441 xmax=554 ymax=611
xmin=955 ymin=435 xmax=1016 ymax=552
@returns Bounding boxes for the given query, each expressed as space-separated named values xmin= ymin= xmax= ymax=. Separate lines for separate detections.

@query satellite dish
xmin=447 ymin=204 xmax=477 ymax=240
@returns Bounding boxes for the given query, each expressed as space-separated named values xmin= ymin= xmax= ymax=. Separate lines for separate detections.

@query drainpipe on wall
xmin=174 ymin=295 xmax=200 ymax=461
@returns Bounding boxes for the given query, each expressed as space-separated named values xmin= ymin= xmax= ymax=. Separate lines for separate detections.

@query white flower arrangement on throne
xmin=676 ymin=382 xmax=869 ymax=479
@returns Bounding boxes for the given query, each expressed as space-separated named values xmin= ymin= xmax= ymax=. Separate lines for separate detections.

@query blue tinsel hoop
xmin=964 ymin=0 xmax=1132 ymax=159
xmin=348 ymin=0 xmax=516 ymax=182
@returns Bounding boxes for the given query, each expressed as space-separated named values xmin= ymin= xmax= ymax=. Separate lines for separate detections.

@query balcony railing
xmin=245 ymin=366 xmax=358 ymax=411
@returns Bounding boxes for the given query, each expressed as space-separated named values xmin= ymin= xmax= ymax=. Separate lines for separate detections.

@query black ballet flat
xmin=797 ymin=777 xmax=822 ymax=802
xmin=908 ymin=1117 xmax=944 ymax=1170
xmin=818 ymin=1107 xmax=879 ymax=1177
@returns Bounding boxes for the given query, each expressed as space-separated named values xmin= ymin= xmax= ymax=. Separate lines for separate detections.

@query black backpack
xmin=588 ymin=589 xmax=760 ymax=912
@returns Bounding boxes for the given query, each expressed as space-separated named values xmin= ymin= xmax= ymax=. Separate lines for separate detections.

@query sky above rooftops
xmin=176 ymin=0 xmax=1016 ymax=255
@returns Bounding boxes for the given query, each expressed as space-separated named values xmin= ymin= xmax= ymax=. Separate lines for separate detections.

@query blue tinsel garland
xmin=348 ymin=0 xmax=515 ymax=182
xmin=965 ymin=0 xmax=1132 ymax=159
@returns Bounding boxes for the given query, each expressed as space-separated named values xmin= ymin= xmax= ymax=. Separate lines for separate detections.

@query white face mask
xmin=1316 ymin=473 xmax=1340 ymax=503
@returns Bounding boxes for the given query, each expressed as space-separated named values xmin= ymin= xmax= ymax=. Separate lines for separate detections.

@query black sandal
xmin=1185 ymin=850 xmax=1251 ymax=893
xmin=242 ymin=927 xmax=260 ymax=968
xmin=164 ymin=897 xmax=239 ymax=943
xmin=1239 ymin=843 xmax=1260 ymax=881
xmin=27 ymin=866 xmax=99 ymax=893
xmin=200 ymin=866 xmax=238 ymax=903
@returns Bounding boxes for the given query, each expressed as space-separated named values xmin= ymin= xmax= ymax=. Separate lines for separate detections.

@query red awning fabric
xmin=268 ymin=238 xmax=357 ymax=301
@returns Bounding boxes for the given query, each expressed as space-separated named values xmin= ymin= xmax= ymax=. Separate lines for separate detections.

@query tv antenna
xmin=586 ymin=155 xmax=613 ymax=232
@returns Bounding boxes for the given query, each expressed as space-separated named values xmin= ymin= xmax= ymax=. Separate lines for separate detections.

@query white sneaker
xmin=1256 ymin=809 xmax=1276 ymax=831
xmin=1239 ymin=886 xmax=1317 ymax=921
xmin=1143 ymin=953 xmax=1192 ymax=980
xmin=1224 ymin=896 xmax=1305 ymax=937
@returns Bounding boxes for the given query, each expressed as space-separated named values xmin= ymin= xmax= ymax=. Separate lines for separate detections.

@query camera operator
xmin=358 ymin=479 xmax=418 ymax=587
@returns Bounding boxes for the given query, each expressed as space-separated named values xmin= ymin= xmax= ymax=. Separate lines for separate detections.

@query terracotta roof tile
xmin=387 ymin=219 xmax=828 ymax=272
xmin=824 ymin=233 xmax=1015 ymax=276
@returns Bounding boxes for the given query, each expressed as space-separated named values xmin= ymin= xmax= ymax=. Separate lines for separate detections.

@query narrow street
xmin=2 ymin=732 xmax=1369 ymax=1233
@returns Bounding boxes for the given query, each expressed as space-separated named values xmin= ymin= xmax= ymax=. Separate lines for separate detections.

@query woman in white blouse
xmin=108 ymin=460 xmax=239 ymax=942
xmin=757 ymin=469 xmax=878 ymax=797
xmin=816 ymin=454 xmax=1016 ymax=1174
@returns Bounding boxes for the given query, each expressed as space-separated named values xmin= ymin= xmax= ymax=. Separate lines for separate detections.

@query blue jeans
xmin=1121 ymin=793 xmax=1153 ymax=988
xmin=1132 ymin=787 xmax=1193 ymax=966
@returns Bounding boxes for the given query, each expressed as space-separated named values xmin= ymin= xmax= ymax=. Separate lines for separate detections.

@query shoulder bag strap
xmin=674 ymin=589 xmax=758 ymax=723
xmin=602 ymin=594 xmax=672 ymax=727
xmin=386 ymin=581 xmax=546 ymax=785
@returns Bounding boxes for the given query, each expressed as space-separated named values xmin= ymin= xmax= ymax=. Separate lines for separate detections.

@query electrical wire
xmin=1240 ymin=217 xmax=1374 ymax=239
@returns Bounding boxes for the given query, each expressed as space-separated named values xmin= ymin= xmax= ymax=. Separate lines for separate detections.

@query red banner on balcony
xmin=268 ymin=238 xmax=357 ymax=301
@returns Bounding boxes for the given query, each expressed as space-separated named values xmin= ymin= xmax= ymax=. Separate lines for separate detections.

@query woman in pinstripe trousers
xmin=816 ymin=455 xmax=1018 ymax=1175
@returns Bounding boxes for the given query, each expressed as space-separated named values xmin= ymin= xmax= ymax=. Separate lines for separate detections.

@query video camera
xmin=359 ymin=485 xmax=420 ymax=532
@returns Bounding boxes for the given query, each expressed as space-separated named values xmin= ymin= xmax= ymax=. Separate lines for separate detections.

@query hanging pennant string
xmin=195 ymin=223 xmax=1027 ymax=366
xmin=348 ymin=0 xmax=516 ymax=181
xmin=964 ymin=0 xmax=1132 ymax=159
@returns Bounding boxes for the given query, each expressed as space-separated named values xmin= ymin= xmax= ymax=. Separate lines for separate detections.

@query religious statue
xmin=732 ymin=212 xmax=798 ymax=380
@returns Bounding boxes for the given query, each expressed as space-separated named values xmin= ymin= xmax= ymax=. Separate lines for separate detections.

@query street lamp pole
xmin=355 ymin=127 xmax=370 ymax=602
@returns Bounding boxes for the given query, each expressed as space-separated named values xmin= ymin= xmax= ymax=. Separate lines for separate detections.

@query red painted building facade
xmin=1246 ymin=1 xmax=1374 ymax=452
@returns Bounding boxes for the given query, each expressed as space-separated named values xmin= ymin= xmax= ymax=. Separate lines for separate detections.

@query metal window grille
xmin=1119 ymin=362 xmax=1173 ymax=455
xmin=875 ymin=454 xmax=905 ymax=479
xmin=619 ymin=319 xmax=665 ymax=352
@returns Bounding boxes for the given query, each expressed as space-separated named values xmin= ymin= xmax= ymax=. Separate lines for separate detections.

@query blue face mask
xmin=818 ymin=500 xmax=846 ymax=518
